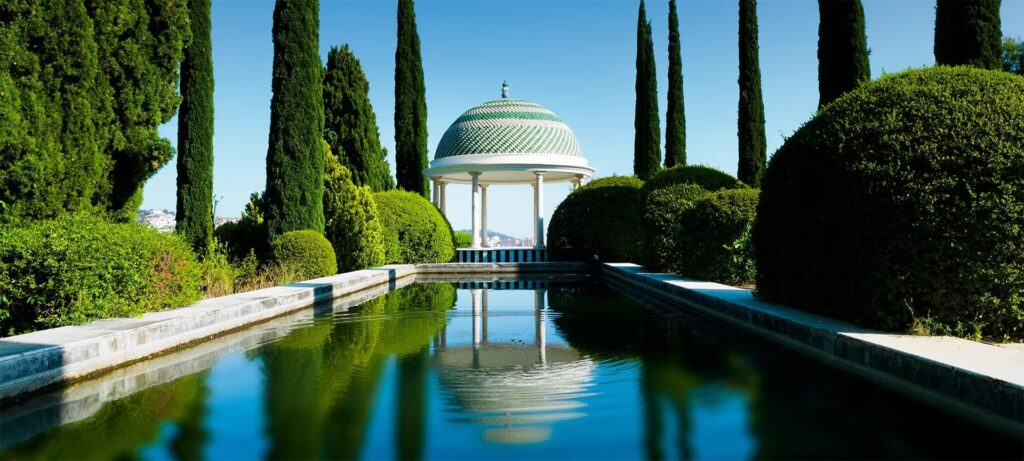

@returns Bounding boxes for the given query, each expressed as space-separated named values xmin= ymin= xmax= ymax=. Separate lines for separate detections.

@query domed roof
xmin=434 ymin=99 xmax=584 ymax=160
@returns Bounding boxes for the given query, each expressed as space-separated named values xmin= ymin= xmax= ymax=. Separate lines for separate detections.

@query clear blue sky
xmin=144 ymin=0 xmax=1024 ymax=238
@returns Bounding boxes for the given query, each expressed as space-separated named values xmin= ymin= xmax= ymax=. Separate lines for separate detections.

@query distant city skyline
xmin=142 ymin=0 xmax=1024 ymax=237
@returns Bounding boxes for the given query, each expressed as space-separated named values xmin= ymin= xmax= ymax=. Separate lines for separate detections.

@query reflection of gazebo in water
xmin=423 ymin=82 xmax=595 ymax=262
xmin=434 ymin=288 xmax=596 ymax=444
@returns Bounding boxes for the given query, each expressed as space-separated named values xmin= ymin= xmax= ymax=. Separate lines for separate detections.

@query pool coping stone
xmin=601 ymin=262 xmax=1024 ymax=431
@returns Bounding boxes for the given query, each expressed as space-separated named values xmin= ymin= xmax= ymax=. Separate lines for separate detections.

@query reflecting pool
xmin=0 ymin=276 xmax=1019 ymax=460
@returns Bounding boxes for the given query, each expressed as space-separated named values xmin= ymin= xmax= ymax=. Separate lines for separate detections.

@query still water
xmin=0 ymin=276 xmax=1019 ymax=460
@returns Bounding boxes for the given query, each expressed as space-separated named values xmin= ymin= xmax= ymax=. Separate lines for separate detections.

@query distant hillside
xmin=137 ymin=209 xmax=238 ymax=233
xmin=457 ymin=229 xmax=533 ymax=248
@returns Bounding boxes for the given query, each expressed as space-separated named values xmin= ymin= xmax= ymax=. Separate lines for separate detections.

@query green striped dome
xmin=434 ymin=99 xmax=583 ymax=160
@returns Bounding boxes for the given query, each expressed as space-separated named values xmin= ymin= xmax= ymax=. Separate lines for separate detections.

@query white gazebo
xmin=423 ymin=83 xmax=595 ymax=262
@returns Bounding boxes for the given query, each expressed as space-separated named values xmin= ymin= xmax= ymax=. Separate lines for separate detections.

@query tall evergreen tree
xmin=817 ymin=0 xmax=870 ymax=107
xmin=264 ymin=0 xmax=325 ymax=240
xmin=634 ymin=0 xmax=662 ymax=181
xmin=737 ymin=0 xmax=766 ymax=188
xmin=176 ymin=0 xmax=215 ymax=254
xmin=665 ymin=0 xmax=686 ymax=168
xmin=394 ymin=0 xmax=429 ymax=196
xmin=324 ymin=44 xmax=395 ymax=192
xmin=935 ymin=0 xmax=1002 ymax=70
xmin=0 ymin=0 xmax=189 ymax=223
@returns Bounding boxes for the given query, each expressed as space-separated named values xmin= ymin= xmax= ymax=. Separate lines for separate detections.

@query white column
xmin=431 ymin=177 xmax=440 ymax=206
xmin=470 ymin=172 xmax=482 ymax=249
xmin=534 ymin=172 xmax=545 ymax=249
xmin=439 ymin=180 xmax=447 ymax=215
xmin=531 ymin=183 xmax=538 ymax=246
xmin=572 ymin=174 xmax=584 ymax=191
xmin=534 ymin=288 xmax=547 ymax=365
xmin=480 ymin=184 xmax=490 ymax=248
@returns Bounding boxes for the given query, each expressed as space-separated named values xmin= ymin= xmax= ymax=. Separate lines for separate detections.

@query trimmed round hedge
xmin=753 ymin=67 xmax=1024 ymax=340
xmin=271 ymin=230 xmax=338 ymax=280
xmin=641 ymin=166 xmax=745 ymax=270
xmin=373 ymin=190 xmax=455 ymax=263
xmin=0 ymin=213 xmax=203 ymax=335
xmin=674 ymin=188 xmax=759 ymax=285
xmin=548 ymin=176 xmax=645 ymax=262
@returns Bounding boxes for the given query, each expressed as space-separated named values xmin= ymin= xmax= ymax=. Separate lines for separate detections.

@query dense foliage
xmin=323 ymin=44 xmax=395 ymax=192
xmin=1003 ymin=36 xmax=1024 ymax=75
xmin=673 ymin=188 xmax=759 ymax=285
xmin=324 ymin=150 xmax=386 ymax=272
xmin=634 ymin=0 xmax=662 ymax=181
xmin=176 ymin=0 xmax=215 ymax=254
xmin=213 ymin=192 xmax=269 ymax=262
xmin=453 ymin=231 xmax=473 ymax=248
xmin=394 ymin=0 xmax=429 ymax=196
xmin=934 ymin=0 xmax=1002 ymax=70
xmin=640 ymin=166 xmax=744 ymax=270
xmin=0 ymin=214 xmax=203 ymax=336
xmin=817 ymin=0 xmax=870 ymax=107
xmin=548 ymin=176 xmax=645 ymax=262
xmin=753 ymin=67 xmax=1024 ymax=340
xmin=737 ymin=0 xmax=766 ymax=187
xmin=264 ymin=0 xmax=325 ymax=241
xmin=271 ymin=230 xmax=338 ymax=281
xmin=665 ymin=0 xmax=686 ymax=168
xmin=0 ymin=0 xmax=189 ymax=222
xmin=373 ymin=190 xmax=454 ymax=263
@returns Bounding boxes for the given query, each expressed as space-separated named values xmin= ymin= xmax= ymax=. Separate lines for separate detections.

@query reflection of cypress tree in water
xmin=549 ymin=282 xmax=760 ymax=459
xmin=397 ymin=346 xmax=429 ymax=461
xmin=260 ymin=322 xmax=331 ymax=461
xmin=170 ymin=376 xmax=210 ymax=461
xmin=257 ymin=283 xmax=455 ymax=460
xmin=1 ymin=372 xmax=210 ymax=459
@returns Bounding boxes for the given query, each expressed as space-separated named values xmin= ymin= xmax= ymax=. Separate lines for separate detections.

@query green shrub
xmin=213 ymin=192 xmax=269 ymax=262
xmin=673 ymin=189 xmax=759 ymax=285
xmin=271 ymin=230 xmax=338 ymax=281
xmin=548 ymin=176 xmax=645 ymax=262
xmin=0 ymin=213 xmax=203 ymax=336
xmin=641 ymin=166 xmax=744 ymax=270
xmin=453 ymin=231 xmax=472 ymax=248
xmin=324 ymin=152 xmax=386 ymax=272
xmin=753 ymin=67 xmax=1024 ymax=341
xmin=373 ymin=190 xmax=455 ymax=263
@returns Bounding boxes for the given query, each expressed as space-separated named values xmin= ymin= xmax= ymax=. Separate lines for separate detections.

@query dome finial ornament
xmin=501 ymin=80 xmax=509 ymax=99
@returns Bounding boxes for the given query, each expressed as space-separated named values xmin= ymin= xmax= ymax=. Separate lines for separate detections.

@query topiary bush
xmin=673 ymin=188 xmax=759 ymax=285
xmin=641 ymin=166 xmax=745 ymax=270
xmin=0 ymin=213 xmax=203 ymax=336
xmin=548 ymin=175 xmax=645 ymax=262
xmin=373 ymin=190 xmax=455 ymax=263
xmin=324 ymin=152 xmax=386 ymax=272
xmin=271 ymin=230 xmax=338 ymax=281
xmin=753 ymin=66 xmax=1024 ymax=341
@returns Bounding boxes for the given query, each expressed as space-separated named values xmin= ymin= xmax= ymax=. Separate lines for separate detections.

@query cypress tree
xmin=665 ymin=0 xmax=686 ymax=168
xmin=935 ymin=0 xmax=1002 ymax=70
xmin=634 ymin=0 xmax=661 ymax=181
xmin=264 ymin=0 xmax=325 ymax=240
xmin=176 ymin=0 xmax=215 ymax=254
xmin=817 ymin=0 xmax=870 ymax=107
xmin=394 ymin=0 xmax=429 ymax=196
xmin=737 ymin=0 xmax=766 ymax=188
xmin=324 ymin=44 xmax=395 ymax=192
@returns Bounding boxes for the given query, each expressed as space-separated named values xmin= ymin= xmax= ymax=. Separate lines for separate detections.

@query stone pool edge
xmin=601 ymin=262 xmax=1024 ymax=431
xmin=0 ymin=262 xmax=593 ymax=402
xmin=0 ymin=264 xmax=418 ymax=401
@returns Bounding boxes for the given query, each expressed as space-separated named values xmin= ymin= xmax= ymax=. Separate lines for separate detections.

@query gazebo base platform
xmin=456 ymin=247 xmax=547 ymax=263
